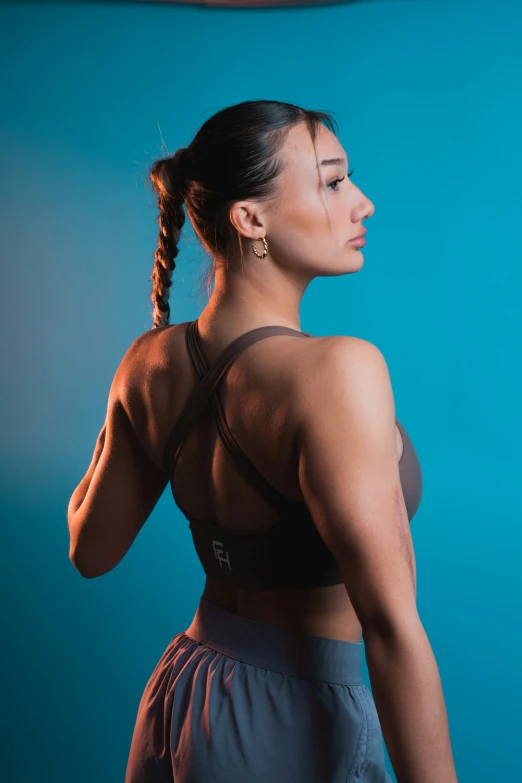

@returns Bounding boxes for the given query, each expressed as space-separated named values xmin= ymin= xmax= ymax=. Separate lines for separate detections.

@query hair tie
xmin=168 ymin=147 xmax=189 ymax=193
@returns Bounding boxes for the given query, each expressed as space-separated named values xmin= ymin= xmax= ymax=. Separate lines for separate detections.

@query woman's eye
xmin=327 ymin=169 xmax=355 ymax=191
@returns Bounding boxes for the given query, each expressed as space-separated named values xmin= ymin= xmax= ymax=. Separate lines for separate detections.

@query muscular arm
xmin=295 ymin=336 xmax=457 ymax=783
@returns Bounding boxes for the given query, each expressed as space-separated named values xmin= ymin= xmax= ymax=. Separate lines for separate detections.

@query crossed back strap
xmin=162 ymin=319 xmax=312 ymax=515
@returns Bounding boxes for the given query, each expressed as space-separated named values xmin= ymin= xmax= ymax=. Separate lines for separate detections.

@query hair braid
xmin=148 ymin=149 xmax=188 ymax=329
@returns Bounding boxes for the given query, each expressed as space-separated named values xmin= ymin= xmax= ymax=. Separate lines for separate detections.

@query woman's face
xmin=264 ymin=121 xmax=375 ymax=280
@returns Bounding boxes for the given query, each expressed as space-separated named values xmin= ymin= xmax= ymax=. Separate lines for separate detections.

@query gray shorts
xmin=125 ymin=598 xmax=393 ymax=783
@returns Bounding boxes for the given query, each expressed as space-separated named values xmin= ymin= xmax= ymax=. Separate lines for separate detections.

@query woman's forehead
xmin=282 ymin=124 xmax=346 ymax=169
xmin=280 ymin=132 xmax=347 ymax=188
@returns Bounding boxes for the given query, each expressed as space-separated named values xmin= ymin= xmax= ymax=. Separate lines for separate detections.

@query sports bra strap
xmin=161 ymin=319 xmax=312 ymax=478
xmin=186 ymin=319 xmax=309 ymax=516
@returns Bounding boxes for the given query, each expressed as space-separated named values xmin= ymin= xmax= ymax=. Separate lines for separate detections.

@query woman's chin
xmin=347 ymin=247 xmax=364 ymax=269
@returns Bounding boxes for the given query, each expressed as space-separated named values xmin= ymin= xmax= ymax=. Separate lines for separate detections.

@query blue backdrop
xmin=1 ymin=1 xmax=520 ymax=780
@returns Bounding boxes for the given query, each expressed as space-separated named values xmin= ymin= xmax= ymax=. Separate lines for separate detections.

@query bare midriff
xmin=201 ymin=578 xmax=364 ymax=643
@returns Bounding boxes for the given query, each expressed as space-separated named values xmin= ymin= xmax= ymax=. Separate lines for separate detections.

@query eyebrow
xmin=320 ymin=156 xmax=346 ymax=167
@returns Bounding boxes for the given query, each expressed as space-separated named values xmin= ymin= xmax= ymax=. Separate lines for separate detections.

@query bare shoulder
xmin=303 ymin=331 xmax=384 ymax=365
xmin=109 ymin=324 xmax=189 ymax=467
xmin=129 ymin=323 xmax=183 ymax=366
xmin=119 ymin=323 xmax=187 ymax=383
xmin=112 ymin=323 xmax=185 ymax=419
xmin=290 ymin=332 xmax=389 ymax=415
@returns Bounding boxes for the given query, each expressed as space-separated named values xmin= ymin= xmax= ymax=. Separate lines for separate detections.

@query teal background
xmin=1 ymin=1 xmax=521 ymax=780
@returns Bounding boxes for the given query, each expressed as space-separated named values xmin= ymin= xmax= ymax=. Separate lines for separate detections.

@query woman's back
xmin=125 ymin=314 xmax=420 ymax=643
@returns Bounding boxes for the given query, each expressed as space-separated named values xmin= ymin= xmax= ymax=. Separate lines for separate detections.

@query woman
xmin=68 ymin=100 xmax=458 ymax=782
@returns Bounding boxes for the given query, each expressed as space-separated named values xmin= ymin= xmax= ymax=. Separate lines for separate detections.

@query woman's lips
xmin=348 ymin=237 xmax=366 ymax=247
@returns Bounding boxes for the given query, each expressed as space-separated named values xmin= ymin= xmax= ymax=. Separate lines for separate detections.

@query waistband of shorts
xmin=183 ymin=597 xmax=364 ymax=686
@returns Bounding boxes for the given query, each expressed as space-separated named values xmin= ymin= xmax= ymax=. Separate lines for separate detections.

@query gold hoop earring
xmin=251 ymin=236 xmax=268 ymax=259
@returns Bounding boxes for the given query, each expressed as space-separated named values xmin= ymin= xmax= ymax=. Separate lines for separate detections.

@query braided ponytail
xmin=148 ymin=148 xmax=188 ymax=329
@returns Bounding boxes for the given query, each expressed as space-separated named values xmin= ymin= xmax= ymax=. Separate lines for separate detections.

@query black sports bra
xmin=162 ymin=320 xmax=423 ymax=590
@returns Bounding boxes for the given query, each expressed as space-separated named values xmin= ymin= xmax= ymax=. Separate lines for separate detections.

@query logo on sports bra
xmin=212 ymin=540 xmax=232 ymax=570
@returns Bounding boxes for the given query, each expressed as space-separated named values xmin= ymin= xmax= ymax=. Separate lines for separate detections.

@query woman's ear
xmin=229 ymin=200 xmax=265 ymax=240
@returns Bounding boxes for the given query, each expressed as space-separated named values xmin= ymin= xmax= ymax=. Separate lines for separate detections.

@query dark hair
xmin=147 ymin=99 xmax=340 ymax=329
